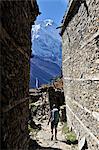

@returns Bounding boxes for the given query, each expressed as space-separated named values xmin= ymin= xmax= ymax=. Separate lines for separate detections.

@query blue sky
xmin=36 ymin=0 xmax=68 ymax=25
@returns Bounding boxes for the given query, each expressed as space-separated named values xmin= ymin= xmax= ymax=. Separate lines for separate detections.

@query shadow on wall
xmin=29 ymin=139 xmax=62 ymax=150
xmin=48 ymin=87 xmax=65 ymax=109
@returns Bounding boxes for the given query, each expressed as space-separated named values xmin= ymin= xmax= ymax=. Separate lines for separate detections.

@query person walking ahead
xmin=48 ymin=104 xmax=59 ymax=140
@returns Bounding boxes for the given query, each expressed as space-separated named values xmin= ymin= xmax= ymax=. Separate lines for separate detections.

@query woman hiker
xmin=48 ymin=104 xmax=59 ymax=140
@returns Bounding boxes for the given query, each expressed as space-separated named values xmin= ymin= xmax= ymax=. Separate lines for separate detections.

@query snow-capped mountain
xmin=30 ymin=19 xmax=62 ymax=88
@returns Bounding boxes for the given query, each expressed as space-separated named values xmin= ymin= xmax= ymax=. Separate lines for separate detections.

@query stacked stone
xmin=1 ymin=0 xmax=39 ymax=149
xmin=61 ymin=0 xmax=99 ymax=149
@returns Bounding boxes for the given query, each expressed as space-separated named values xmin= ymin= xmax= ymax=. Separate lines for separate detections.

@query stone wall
xmin=61 ymin=0 xmax=99 ymax=149
xmin=1 ymin=0 xmax=39 ymax=149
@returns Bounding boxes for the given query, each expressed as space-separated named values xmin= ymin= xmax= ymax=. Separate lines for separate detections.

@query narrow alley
xmin=28 ymin=83 xmax=78 ymax=150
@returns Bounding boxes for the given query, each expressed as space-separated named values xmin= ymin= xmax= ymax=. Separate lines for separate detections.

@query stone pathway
xmin=30 ymin=120 xmax=78 ymax=150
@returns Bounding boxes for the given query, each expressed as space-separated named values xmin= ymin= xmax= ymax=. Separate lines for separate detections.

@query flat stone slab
xmin=78 ymin=137 xmax=86 ymax=150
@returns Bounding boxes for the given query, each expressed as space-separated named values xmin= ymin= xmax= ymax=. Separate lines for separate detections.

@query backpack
xmin=51 ymin=108 xmax=59 ymax=124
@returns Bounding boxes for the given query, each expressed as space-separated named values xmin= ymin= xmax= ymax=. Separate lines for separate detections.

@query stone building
xmin=61 ymin=0 xmax=99 ymax=149
xmin=1 ymin=0 xmax=39 ymax=149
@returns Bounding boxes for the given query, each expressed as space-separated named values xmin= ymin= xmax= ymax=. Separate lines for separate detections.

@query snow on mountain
xmin=30 ymin=19 xmax=62 ymax=88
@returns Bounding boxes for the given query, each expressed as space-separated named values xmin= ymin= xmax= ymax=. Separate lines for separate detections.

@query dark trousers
xmin=51 ymin=121 xmax=58 ymax=139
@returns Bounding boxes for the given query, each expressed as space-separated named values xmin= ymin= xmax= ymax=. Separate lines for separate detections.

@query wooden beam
xmin=1 ymin=97 xmax=29 ymax=113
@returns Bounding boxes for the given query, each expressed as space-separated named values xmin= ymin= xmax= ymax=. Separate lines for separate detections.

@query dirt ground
xmin=29 ymin=119 xmax=78 ymax=150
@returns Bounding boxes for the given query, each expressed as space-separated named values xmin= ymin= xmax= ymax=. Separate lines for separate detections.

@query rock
xmin=78 ymin=137 xmax=86 ymax=150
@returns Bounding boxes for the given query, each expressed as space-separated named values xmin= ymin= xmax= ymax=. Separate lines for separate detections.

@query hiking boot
xmin=55 ymin=137 xmax=57 ymax=140
xmin=51 ymin=135 xmax=53 ymax=141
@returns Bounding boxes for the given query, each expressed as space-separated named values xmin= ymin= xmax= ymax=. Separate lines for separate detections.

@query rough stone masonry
xmin=1 ymin=0 xmax=39 ymax=149
xmin=61 ymin=0 xmax=99 ymax=150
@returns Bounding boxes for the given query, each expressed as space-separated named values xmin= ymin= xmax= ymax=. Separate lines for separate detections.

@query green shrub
xmin=28 ymin=124 xmax=33 ymax=132
xmin=62 ymin=123 xmax=77 ymax=144
xmin=66 ymin=132 xmax=77 ymax=143
xmin=62 ymin=122 xmax=69 ymax=134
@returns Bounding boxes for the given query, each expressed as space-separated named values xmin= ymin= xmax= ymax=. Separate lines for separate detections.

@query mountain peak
xmin=30 ymin=19 xmax=62 ymax=88
xmin=35 ymin=19 xmax=57 ymax=27
xmin=44 ymin=19 xmax=54 ymax=26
